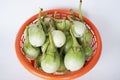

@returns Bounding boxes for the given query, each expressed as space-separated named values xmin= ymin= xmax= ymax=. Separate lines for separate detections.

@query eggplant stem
xmin=41 ymin=20 xmax=47 ymax=32
xmin=43 ymin=40 xmax=50 ymax=54
xmin=48 ymin=32 xmax=56 ymax=52
xmin=67 ymin=16 xmax=74 ymax=22
xmin=42 ymin=12 xmax=48 ymax=21
xmin=37 ymin=8 xmax=48 ymax=32
xmin=48 ymin=16 xmax=57 ymax=30
xmin=60 ymin=45 xmax=65 ymax=55
xmin=63 ymin=18 xmax=67 ymax=34
xmin=37 ymin=8 xmax=43 ymax=26
xmin=70 ymin=9 xmax=76 ymax=20
xmin=78 ymin=0 xmax=84 ymax=22
xmin=49 ymin=22 xmax=55 ymax=32
xmin=69 ymin=22 xmax=80 ymax=47
xmin=53 ymin=11 xmax=57 ymax=29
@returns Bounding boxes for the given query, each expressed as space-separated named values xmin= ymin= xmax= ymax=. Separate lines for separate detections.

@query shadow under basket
xmin=15 ymin=9 xmax=102 ymax=80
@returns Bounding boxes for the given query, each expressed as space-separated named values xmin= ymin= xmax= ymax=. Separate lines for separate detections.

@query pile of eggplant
xmin=23 ymin=0 xmax=93 ymax=74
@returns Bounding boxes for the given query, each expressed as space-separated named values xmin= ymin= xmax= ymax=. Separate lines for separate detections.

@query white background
xmin=0 ymin=0 xmax=120 ymax=80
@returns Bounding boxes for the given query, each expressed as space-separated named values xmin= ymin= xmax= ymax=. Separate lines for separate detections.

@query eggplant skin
xmin=23 ymin=40 xmax=40 ymax=60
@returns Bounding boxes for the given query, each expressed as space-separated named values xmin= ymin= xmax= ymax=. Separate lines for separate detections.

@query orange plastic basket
xmin=15 ymin=9 xmax=102 ymax=80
